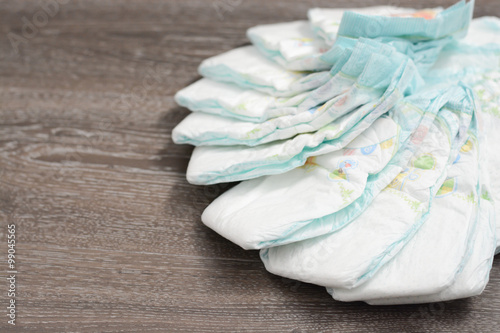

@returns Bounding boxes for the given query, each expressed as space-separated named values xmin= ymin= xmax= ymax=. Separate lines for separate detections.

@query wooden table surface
xmin=1 ymin=0 xmax=500 ymax=332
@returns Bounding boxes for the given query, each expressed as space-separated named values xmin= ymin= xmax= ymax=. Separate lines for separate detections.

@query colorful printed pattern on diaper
xmin=436 ymin=177 xmax=457 ymax=198
xmin=410 ymin=125 xmax=430 ymax=145
xmin=388 ymin=153 xmax=437 ymax=191
xmin=460 ymin=137 xmax=473 ymax=153
xmin=412 ymin=153 xmax=436 ymax=170
xmin=291 ymin=38 xmax=314 ymax=46
xmin=308 ymin=105 xmax=321 ymax=114
xmin=451 ymin=137 xmax=474 ymax=166
xmin=302 ymin=156 xmax=319 ymax=172
xmin=380 ymin=138 xmax=394 ymax=150
xmin=481 ymin=190 xmax=492 ymax=201
xmin=300 ymin=156 xmax=356 ymax=206
xmin=361 ymin=144 xmax=377 ymax=155
xmin=387 ymin=167 xmax=420 ymax=191
xmin=328 ymin=159 xmax=358 ymax=181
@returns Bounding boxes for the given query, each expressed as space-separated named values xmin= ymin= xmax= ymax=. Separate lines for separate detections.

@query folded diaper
xmin=186 ymin=57 xmax=418 ymax=184
xmin=260 ymin=86 xmax=473 ymax=289
xmin=173 ymin=42 xmax=419 ymax=147
xmin=198 ymin=46 xmax=332 ymax=97
xmin=174 ymin=78 xmax=310 ymax=123
xmin=247 ymin=20 xmax=331 ymax=71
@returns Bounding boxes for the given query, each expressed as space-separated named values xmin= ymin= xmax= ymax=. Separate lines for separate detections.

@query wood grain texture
xmin=0 ymin=0 xmax=499 ymax=332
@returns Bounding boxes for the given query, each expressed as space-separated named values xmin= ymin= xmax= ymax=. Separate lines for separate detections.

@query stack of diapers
xmin=172 ymin=0 xmax=500 ymax=305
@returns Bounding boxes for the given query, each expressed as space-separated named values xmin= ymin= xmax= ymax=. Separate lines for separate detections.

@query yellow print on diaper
xmin=302 ymin=156 xmax=319 ymax=172
xmin=380 ymin=138 xmax=394 ymax=150
xmin=436 ymin=177 xmax=457 ymax=198
xmin=387 ymin=168 xmax=419 ymax=191
xmin=292 ymin=37 xmax=314 ymax=46
xmin=460 ymin=138 xmax=473 ymax=153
